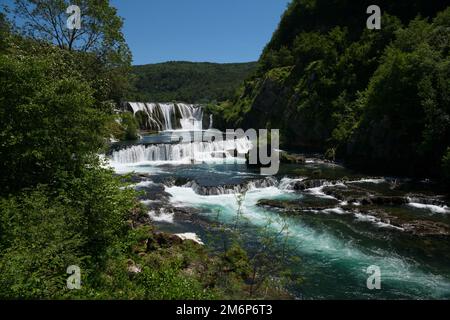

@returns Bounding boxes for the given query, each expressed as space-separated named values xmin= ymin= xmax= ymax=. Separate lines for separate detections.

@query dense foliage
xmin=0 ymin=3 xmax=273 ymax=299
xmin=222 ymin=0 xmax=450 ymax=180
xmin=127 ymin=61 xmax=257 ymax=103
xmin=0 ymin=50 xmax=106 ymax=194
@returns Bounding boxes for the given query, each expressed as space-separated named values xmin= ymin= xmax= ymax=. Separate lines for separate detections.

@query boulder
xmin=280 ymin=152 xmax=306 ymax=164
xmin=292 ymin=179 xmax=328 ymax=190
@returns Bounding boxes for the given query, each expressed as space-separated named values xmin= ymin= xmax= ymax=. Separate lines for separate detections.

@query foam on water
xmin=148 ymin=208 xmax=175 ymax=223
xmin=323 ymin=207 xmax=347 ymax=214
xmin=109 ymin=137 xmax=252 ymax=168
xmin=140 ymin=199 xmax=156 ymax=205
xmin=107 ymin=161 xmax=168 ymax=175
xmin=347 ymin=178 xmax=386 ymax=184
xmin=353 ymin=212 xmax=404 ymax=231
xmin=133 ymin=180 xmax=155 ymax=188
xmin=165 ymin=183 xmax=450 ymax=299
xmin=407 ymin=202 xmax=450 ymax=214
xmin=278 ymin=177 xmax=306 ymax=190
xmin=305 ymin=182 xmax=346 ymax=199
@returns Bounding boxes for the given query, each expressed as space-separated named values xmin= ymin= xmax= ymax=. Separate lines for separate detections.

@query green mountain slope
xmin=127 ymin=61 xmax=257 ymax=103
xmin=224 ymin=0 xmax=450 ymax=180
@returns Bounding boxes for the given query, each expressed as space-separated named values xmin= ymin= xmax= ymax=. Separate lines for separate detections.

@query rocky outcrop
xmin=349 ymin=207 xmax=450 ymax=237
xmin=257 ymin=198 xmax=450 ymax=237
xmin=280 ymin=152 xmax=305 ymax=164
xmin=292 ymin=179 xmax=329 ymax=190
xmin=402 ymin=220 xmax=450 ymax=236
xmin=257 ymin=199 xmax=337 ymax=212
xmin=146 ymin=232 xmax=184 ymax=251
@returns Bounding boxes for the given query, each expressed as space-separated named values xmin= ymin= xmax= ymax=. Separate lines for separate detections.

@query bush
xmin=0 ymin=52 xmax=107 ymax=195
xmin=121 ymin=113 xmax=140 ymax=140
xmin=0 ymin=187 xmax=87 ymax=299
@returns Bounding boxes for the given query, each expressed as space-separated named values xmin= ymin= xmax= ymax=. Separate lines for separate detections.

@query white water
xmin=159 ymin=103 xmax=175 ymax=130
xmin=176 ymin=103 xmax=203 ymax=131
xmin=148 ymin=208 xmax=175 ymax=223
xmin=110 ymin=137 xmax=252 ymax=166
xmin=353 ymin=212 xmax=404 ymax=230
xmin=127 ymin=102 xmax=206 ymax=131
xmin=164 ymin=181 xmax=450 ymax=298
xmin=407 ymin=202 xmax=450 ymax=214
xmin=306 ymin=182 xmax=346 ymax=199
xmin=323 ymin=207 xmax=346 ymax=214
xmin=277 ymin=177 xmax=306 ymax=190
xmin=347 ymin=178 xmax=386 ymax=184
xmin=209 ymin=114 xmax=213 ymax=129
xmin=133 ymin=180 xmax=155 ymax=188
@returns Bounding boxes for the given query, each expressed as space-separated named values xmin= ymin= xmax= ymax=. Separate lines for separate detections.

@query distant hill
xmin=127 ymin=61 xmax=257 ymax=103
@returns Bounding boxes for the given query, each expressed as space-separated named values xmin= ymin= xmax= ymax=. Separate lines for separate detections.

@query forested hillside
xmin=127 ymin=61 xmax=257 ymax=103
xmin=221 ymin=0 xmax=450 ymax=180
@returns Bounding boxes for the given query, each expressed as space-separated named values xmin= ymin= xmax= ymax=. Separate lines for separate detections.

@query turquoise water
xmin=163 ymin=181 xmax=450 ymax=299
xmin=109 ymin=136 xmax=450 ymax=299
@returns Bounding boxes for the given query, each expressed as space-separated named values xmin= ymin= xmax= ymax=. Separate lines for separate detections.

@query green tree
xmin=0 ymin=12 xmax=10 ymax=51
xmin=12 ymin=0 xmax=128 ymax=55
xmin=9 ymin=0 xmax=132 ymax=103
xmin=0 ymin=51 xmax=107 ymax=194
xmin=348 ymin=12 xmax=450 ymax=177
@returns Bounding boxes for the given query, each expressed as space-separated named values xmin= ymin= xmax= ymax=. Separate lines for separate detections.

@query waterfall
xmin=128 ymin=102 xmax=145 ymax=114
xmin=144 ymin=103 xmax=163 ymax=130
xmin=111 ymin=136 xmax=252 ymax=164
xmin=176 ymin=103 xmax=203 ymax=131
xmin=158 ymin=103 xmax=175 ymax=130
xmin=176 ymin=177 xmax=298 ymax=196
xmin=209 ymin=114 xmax=213 ymax=129
xmin=126 ymin=102 xmax=209 ymax=132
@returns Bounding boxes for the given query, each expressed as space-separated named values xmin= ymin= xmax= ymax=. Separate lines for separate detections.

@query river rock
xmin=348 ymin=207 xmax=450 ymax=236
xmin=257 ymin=199 xmax=338 ymax=213
xmin=402 ymin=220 xmax=450 ymax=236
xmin=359 ymin=196 xmax=409 ymax=206
xmin=280 ymin=152 xmax=306 ymax=164
xmin=322 ymin=185 xmax=371 ymax=201
xmin=184 ymin=177 xmax=278 ymax=196
xmin=293 ymin=179 xmax=328 ymax=190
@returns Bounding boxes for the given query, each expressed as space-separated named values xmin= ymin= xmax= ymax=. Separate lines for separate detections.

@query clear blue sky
xmin=110 ymin=0 xmax=291 ymax=65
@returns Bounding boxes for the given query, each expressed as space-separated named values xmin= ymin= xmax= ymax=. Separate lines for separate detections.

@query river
xmin=106 ymin=103 xmax=450 ymax=299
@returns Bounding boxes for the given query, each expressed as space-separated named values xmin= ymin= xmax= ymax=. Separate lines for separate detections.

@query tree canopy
xmin=222 ymin=0 xmax=450 ymax=181
xmin=127 ymin=61 xmax=257 ymax=104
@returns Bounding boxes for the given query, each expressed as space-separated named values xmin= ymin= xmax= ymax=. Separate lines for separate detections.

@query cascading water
xmin=127 ymin=102 xmax=207 ymax=131
xmin=111 ymin=136 xmax=252 ymax=164
xmin=177 ymin=103 xmax=203 ymax=131
xmin=107 ymin=125 xmax=450 ymax=299
xmin=159 ymin=103 xmax=175 ymax=130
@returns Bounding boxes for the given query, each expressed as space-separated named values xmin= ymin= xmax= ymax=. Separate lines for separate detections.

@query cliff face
xmin=228 ymin=0 xmax=450 ymax=178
